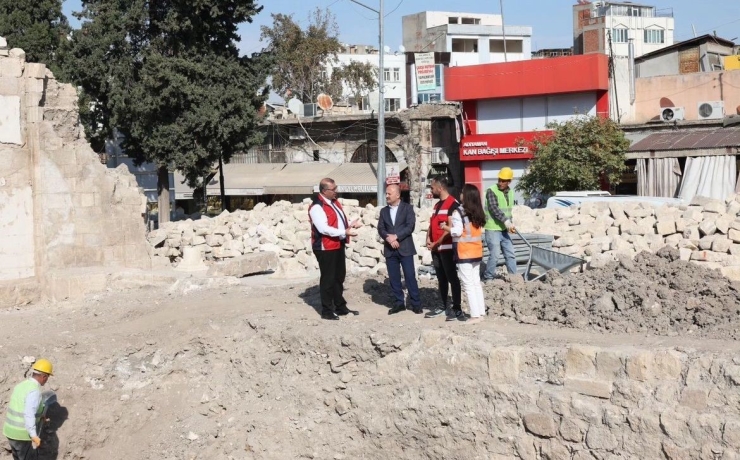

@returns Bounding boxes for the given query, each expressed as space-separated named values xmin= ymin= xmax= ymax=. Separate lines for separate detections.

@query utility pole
xmin=350 ymin=0 xmax=386 ymax=206
xmin=500 ymin=0 xmax=507 ymax=62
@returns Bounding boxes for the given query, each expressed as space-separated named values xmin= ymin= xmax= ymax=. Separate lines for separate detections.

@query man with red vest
xmin=424 ymin=176 xmax=464 ymax=320
xmin=309 ymin=178 xmax=362 ymax=320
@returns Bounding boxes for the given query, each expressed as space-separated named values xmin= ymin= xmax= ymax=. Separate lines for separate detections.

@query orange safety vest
xmin=452 ymin=209 xmax=483 ymax=263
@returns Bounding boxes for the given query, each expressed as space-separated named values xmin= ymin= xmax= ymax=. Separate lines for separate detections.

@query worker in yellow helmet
xmin=483 ymin=167 xmax=518 ymax=281
xmin=3 ymin=359 xmax=54 ymax=459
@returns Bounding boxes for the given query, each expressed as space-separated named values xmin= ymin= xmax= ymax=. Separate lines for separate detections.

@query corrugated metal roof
xmin=628 ymin=127 xmax=740 ymax=152
xmin=264 ymin=163 xmax=338 ymax=194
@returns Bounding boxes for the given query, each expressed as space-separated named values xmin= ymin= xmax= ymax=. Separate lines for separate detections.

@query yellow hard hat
xmin=498 ymin=167 xmax=514 ymax=181
xmin=32 ymin=359 xmax=53 ymax=376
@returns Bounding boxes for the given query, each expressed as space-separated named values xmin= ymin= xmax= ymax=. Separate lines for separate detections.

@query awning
xmin=315 ymin=163 xmax=406 ymax=193
xmin=174 ymin=172 xmax=195 ymax=200
xmin=627 ymin=127 xmax=740 ymax=159
xmin=263 ymin=163 xmax=339 ymax=195
xmin=206 ymin=163 xmax=285 ymax=196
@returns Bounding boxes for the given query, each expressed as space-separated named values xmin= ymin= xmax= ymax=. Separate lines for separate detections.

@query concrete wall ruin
xmin=0 ymin=41 xmax=151 ymax=305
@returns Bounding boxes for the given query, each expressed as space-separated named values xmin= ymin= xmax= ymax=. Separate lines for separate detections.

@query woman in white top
xmin=441 ymin=184 xmax=487 ymax=323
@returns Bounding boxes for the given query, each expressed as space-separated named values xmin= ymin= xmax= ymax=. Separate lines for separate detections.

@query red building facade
xmin=445 ymin=54 xmax=610 ymax=204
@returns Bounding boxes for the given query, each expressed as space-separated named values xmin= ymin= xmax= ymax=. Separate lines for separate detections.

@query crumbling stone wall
xmin=0 ymin=41 xmax=150 ymax=304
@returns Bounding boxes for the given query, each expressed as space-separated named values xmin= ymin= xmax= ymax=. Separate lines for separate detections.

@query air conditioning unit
xmin=660 ymin=107 xmax=685 ymax=122
xmin=431 ymin=147 xmax=448 ymax=164
xmin=303 ymin=103 xmax=317 ymax=118
xmin=697 ymin=101 xmax=724 ymax=120
xmin=289 ymin=127 xmax=306 ymax=140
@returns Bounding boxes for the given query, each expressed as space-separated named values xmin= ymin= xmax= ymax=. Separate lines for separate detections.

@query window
xmin=320 ymin=70 xmax=328 ymax=80
xmin=451 ymin=38 xmax=478 ymax=53
xmin=384 ymin=98 xmax=401 ymax=112
xmin=383 ymin=67 xmax=391 ymax=81
xmin=448 ymin=17 xmax=459 ymax=24
xmin=644 ymin=29 xmax=664 ymax=44
xmin=490 ymin=39 xmax=524 ymax=53
xmin=435 ymin=65 xmax=442 ymax=87
xmin=358 ymin=96 xmax=370 ymax=110
xmin=393 ymin=68 xmax=400 ymax=82
xmin=612 ymin=28 xmax=628 ymax=43
xmin=417 ymin=93 xmax=441 ymax=104
xmin=461 ymin=17 xmax=481 ymax=25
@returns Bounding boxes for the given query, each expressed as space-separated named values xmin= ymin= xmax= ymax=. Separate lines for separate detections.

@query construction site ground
xmin=2 ymin=249 xmax=740 ymax=459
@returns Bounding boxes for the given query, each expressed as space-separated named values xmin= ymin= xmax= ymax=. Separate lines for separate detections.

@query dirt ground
xmin=2 ymin=250 xmax=740 ymax=459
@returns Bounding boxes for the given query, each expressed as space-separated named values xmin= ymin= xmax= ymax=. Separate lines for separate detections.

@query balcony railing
xmin=592 ymin=6 xmax=673 ymax=19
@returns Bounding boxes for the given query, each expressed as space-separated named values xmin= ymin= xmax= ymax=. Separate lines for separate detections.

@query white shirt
xmin=450 ymin=207 xmax=464 ymax=238
xmin=23 ymin=378 xmax=41 ymax=439
xmin=389 ymin=204 xmax=399 ymax=225
xmin=309 ymin=194 xmax=347 ymax=239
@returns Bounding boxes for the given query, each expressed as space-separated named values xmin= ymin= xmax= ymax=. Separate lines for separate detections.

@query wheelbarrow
xmin=515 ymin=230 xmax=585 ymax=281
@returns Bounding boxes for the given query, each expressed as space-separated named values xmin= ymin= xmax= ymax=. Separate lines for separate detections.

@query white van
xmin=545 ymin=191 xmax=685 ymax=209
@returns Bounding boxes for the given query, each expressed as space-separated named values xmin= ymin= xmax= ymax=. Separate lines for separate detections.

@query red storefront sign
xmin=459 ymin=131 xmax=551 ymax=162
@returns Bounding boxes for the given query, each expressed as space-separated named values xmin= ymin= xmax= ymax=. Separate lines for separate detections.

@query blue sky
xmin=62 ymin=0 xmax=740 ymax=57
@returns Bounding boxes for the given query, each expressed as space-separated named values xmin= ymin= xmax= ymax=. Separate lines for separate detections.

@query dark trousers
xmin=314 ymin=247 xmax=347 ymax=313
xmin=432 ymin=250 xmax=461 ymax=311
xmin=7 ymin=438 xmax=33 ymax=460
xmin=385 ymin=251 xmax=421 ymax=308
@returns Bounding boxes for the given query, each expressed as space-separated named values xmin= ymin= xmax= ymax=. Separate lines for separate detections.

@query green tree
xmin=260 ymin=8 xmax=343 ymax=103
xmin=0 ymin=0 xmax=70 ymax=75
xmin=331 ymin=61 xmax=377 ymax=108
xmin=64 ymin=0 xmax=272 ymax=222
xmin=516 ymin=116 xmax=630 ymax=197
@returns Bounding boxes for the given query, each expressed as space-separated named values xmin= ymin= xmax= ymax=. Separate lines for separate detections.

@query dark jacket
xmin=378 ymin=201 xmax=417 ymax=257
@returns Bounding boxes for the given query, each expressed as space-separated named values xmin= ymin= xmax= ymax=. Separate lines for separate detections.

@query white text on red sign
xmin=461 ymin=141 xmax=529 ymax=156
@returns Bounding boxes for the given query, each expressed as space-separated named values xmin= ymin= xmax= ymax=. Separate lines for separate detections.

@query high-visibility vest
xmin=309 ymin=196 xmax=349 ymax=251
xmin=3 ymin=379 xmax=43 ymax=441
xmin=429 ymin=196 xmax=459 ymax=252
xmin=452 ymin=209 xmax=483 ymax=263
xmin=484 ymin=186 xmax=513 ymax=231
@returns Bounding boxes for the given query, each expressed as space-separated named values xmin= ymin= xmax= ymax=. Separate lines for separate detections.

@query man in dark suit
xmin=378 ymin=184 xmax=422 ymax=314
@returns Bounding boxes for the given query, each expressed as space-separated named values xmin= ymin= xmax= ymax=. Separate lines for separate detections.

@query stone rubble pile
xmin=148 ymin=194 xmax=740 ymax=280
xmin=148 ymin=199 xmax=437 ymax=276
xmin=513 ymin=194 xmax=740 ymax=279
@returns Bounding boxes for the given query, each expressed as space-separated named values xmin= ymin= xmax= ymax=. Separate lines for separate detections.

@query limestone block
xmin=0 ymin=76 xmax=19 ymax=95
xmin=731 ymin=244 xmax=740 ymax=257
xmin=625 ymin=352 xmax=653 ymax=381
xmin=712 ymin=237 xmax=732 ymax=254
xmin=229 ymin=224 xmax=243 ymax=238
xmin=191 ymin=235 xmax=206 ymax=246
xmin=565 ymin=346 xmax=597 ymax=376
xmin=207 ymin=252 xmax=278 ymax=277
xmin=691 ymin=250 xmax=727 ymax=263
xmin=552 ymin=236 xmax=576 ymax=248
xmin=698 ymin=235 xmax=717 ymax=250
xmin=223 ymin=239 xmax=244 ymax=253
xmin=728 ymin=200 xmax=740 ymax=216
xmin=606 ymin=227 xmax=620 ymax=237
xmin=699 ymin=219 xmax=719 ymax=236
xmin=619 ymin=220 xmax=637 ymax=235
xmin=1 ymin=58 xmax=22 ymax=77
xmin=557 ymin=208 xmax=577 ymax=221
xmin=0 ymin=95 xmax=22 ymax=144
xmin=595 ymin=351 xmax=623 ymax=379
xmin=488 ymin=348 xmax=520 ymax=383
xmin=357 ymin=256 xmax=376 ymax=267
xmin=664 ymin=233 xmax=682 ymax=246
xmin=585 ymin=425 xmax=619 ymax=451
xmin=656 ymin=220 xmax=676 ymax=236
xmin=212 ymin=247 xmax=239 ymax=258
xmin=682 ymin=208 xmax=704 ymax=222
xmin=559 ymin=419 xmax=585 ymax=443
xmin=652 ymin=350 xmax=682 ymax=379
xmin=715 ymin=215 xmax=733 ymax=234
xmin=729 ymin=229 xmax=740 ymax=243
xmin=679 ymin=248 xmax=692 ymax=261
xmin=587 ymin=253 xmax=614 ymax=269
xmin=258 ymin=232 xmax=279 ymax=245
xmin=360 ymin=247 xmax=382 ymax=259
xmin=205 ymin=234 xmax=223 ymax=247
xmin=565 ymin=378 xmax=612 ymax=399
xmin=679 ymin=387 xmax=708 ymax=411
xmin=677 ymin=238 xmax=698 ymax=250
xmin=522 ymin=413 xmax=557 ymax=438
xmin=611 ymin=238 xmax=632 ymax=253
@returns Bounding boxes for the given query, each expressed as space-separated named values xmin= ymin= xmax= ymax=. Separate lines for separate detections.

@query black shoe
xmin=321 ymin=310 xmax=340 ymax=321
xmin=412 ymin=307 xmax=423 ymax=314
xmin=446 ymin=310 xmax=467 ymax=322
xmin=388 ymin=305 xmax=406 ymax=315
xmin=425 ymin=307 xmax=446 ymax=318
xmin=336 ymin=307 xmax=359 ymax=316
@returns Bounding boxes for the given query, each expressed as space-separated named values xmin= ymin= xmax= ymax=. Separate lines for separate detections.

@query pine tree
xmin=0 ymin=0 xmax=70 ymax=75
xmin=64 ymin=0 xmax=273 ymax=222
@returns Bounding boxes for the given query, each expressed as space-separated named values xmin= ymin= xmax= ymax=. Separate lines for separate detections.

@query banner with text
xmin=415 ymin=53 xmax=436 ymax=91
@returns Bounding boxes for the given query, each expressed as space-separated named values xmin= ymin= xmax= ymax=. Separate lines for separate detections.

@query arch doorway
xmin=350 ymin=140 xmax=397 ymax=163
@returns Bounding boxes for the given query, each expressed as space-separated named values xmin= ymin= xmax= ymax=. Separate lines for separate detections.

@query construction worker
xmin=3 ymin=359 xmax=53 ymax=460
xmin=483 ymin=167 xmax=518 ymax=281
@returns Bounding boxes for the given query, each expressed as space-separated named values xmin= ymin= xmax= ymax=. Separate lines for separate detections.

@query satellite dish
xmin=287 ymin=97 xmax=304 ymax=115
xmin=398 ymin=45 xmax=406 ymax=53
xmin=368 ymin=92 xmax=380 ymax=111
xmin=383 ymin=45 xmax=391 ymax=53
xmin=316 ymin=93 xmax=334 ymax=111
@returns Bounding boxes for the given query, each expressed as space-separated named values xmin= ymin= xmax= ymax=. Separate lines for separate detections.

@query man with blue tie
xmin=378 ymin=184 xmax=422 ymax=315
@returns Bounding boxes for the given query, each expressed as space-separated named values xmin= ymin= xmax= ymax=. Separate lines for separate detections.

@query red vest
xmin=309 ymin=196 xmax=349 ymax=251
xmin=429 ymin=196 xmax=459 ymax=252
